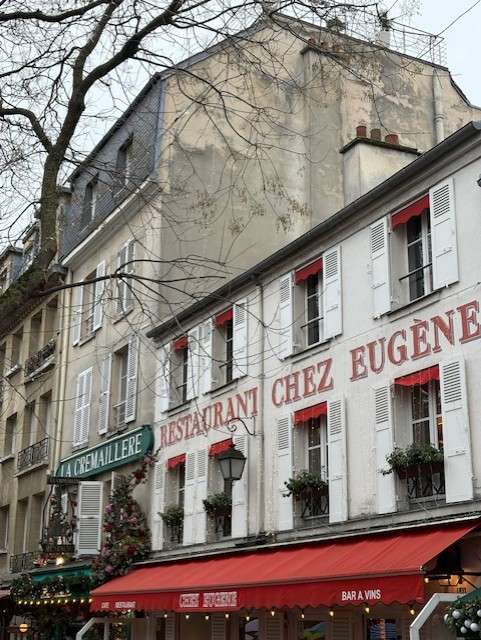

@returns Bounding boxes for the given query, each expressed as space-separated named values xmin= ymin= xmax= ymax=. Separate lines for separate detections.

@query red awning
xmin=167 ymin=454 xmax=186 ymax=470
xmin=391 ymin=194 xmax=430 ymax=230
xmin=295 ymin=258 xmax=323 ymax=284
xmin=395 ymin=365 xmax=439 ymax=388
xmin=173 ymin=335 xmax=188 ymax=351
xmin=209 ymin=438 xmax=233 ymax=457
xmin=215 ymin=308 xmax=233 ymax=327
xmin=294 ymin=402 xmax=327 ymax=425
xmin=90 ymin=521 xmax=476 ymax=613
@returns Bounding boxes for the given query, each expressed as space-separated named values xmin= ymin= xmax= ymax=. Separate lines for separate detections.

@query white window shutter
xmin=233 ymin=299 xmax=248 ymax=378
xmin=165 ymin=615 xmax=175 ymax=640
xmin=430 ymin=178 xmax=458 ymax=289
xmin=211 ymin=615 xmax=226 ymax=640
xmin=74 ymin=368 xmax=92 ymax=446
xmin=92 ymin=261 xmax=106 ymax=331
xmin=72 ymin=284 xmax=84 ymax=346
xmin=370 ymin=217 xmax=391 ymax=317
xmin=98 ymin=354 xmax=112 ymax=435
xmin=125 ymin=334 xmax=139 ymax=423
xmin=328 ymin=396 xmax=348 ymax=523
xmin=117 ymin=245 xmax=127 ymax=313
xmin=182 ymin=452 xmax=196 ymax=546
xmin=199 ymin=320 xmax=213 ymax=394
xmin=278 ymin=273 xmax=294 ymax=359
xmin=157 ymin=344 xmax=171 ymax=413
xmin=186 ymin=326 xmax=200 ymax=401
xmin=76 ymin=481 xmax=103 ymax=556
xmin=73 ymin=371 xmax=86 ymax=446
xmin=323 ymin=245 xmax=342 ymax=339
xmin=276 ymin=416 xmax=293 ymax=531
xmin=231 ymin=434 xmax=249 ymax=538
xmin=440 ymin=357 xmax=473 ymax=503
xmin=194 ymin=449 xmax=208 ymax=544
xmin=152 ymin=462 xmax=165 ymax=550
xmin=374 ymin=385 xmax=396 ymax=514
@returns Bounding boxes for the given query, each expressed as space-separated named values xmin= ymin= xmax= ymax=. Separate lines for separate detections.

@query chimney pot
xmin=385 ymin=133 xmax=399 ymax=145
xmin=370 ymin=128 xmax=381 ymax=141
xmin=356 ymin=125 xmax=367 ymax=138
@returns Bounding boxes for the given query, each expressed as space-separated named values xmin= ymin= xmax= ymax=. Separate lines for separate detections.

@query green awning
xmin=31 ymin=564 xmax=91 ymax=584
xmin=456 ymin=587 xmax=481 ymax=604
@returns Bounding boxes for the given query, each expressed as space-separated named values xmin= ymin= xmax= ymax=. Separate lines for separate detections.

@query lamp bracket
xmin=225 ymin=416 xmax=256 ymax=437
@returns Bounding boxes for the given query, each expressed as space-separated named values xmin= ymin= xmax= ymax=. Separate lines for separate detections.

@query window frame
xmin=410 ymin=379 xmax=443 ymax=449
xmin=113 ymin=346 xmax=129 ymax=430
xmin=300 ymin=272 xmax=324 ymax=348
xmin=397 ymin=210 xmax=433 ymax=303
xmin=117 ymin=240 xmax=135 ymax=314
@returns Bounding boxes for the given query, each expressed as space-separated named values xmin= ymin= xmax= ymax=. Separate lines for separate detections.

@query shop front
xmin=81 ymin=520 xmax=478 ymax=639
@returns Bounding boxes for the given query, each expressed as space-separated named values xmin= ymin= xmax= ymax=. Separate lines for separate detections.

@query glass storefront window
xmin=367 ymin=618 xmax=398 ymax=640
xmin=302 ymin=620 xmax=327 ymax=639
xmin=239 ymin=617 xmax=259 ymax=640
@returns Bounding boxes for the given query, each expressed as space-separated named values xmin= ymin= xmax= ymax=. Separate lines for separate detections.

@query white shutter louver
xmin=124 ymin=334 xmax=139 ymax=423
xmin=117 ymin=244 xmax=127 ymax=313
xmin=323 ymin=245 xmax=342 ymax=339
xmin=157 ymin=344 xmax=171 ymax=413
xmin=199 ymin=319 xmax=213 ymax=393
xmin=211 ymin=615 xmax=226 ymax=640
xmin=74 ymin=368 xmax=92 ymax=446
xmin=92 ymin=261 xmax=106 ymax=331
xmin=98 ymin=354 xmax=112 ymax=435
xmin=276 ymin=416 xmax=293 ymax=531
xmin=182 ymin=452 xmax=196 ymax=546
xmin=152 ymin=462 xmax=165 ymax=550
xmin=231 ymin=434 xmax=249 ymax=538
xmin=440 ymin=357 xmax=473 ymax=503
xmin=278 ymin=273 xmax=294 ymax=358
xmin=328 ymin=396 xmax=348 ymax=523
xmin=72 ymin=284 xmax=84 ymax=346
xmin=374 ymin=385 xmax=396 ymax=514
xmin=429 ymin=178 xmax=458 ymax=289
xmin=76 ymin=481 xmax=103 ymax=556
xmin=186 ymin=326 xmax=200 ymax=401
xmin=194 ymin=449 xmax=208 ymax=544
xmin=233 ymin=299 xmax=248 ymax=378
xmin=370 ymin=218 xmax=391 ymax=317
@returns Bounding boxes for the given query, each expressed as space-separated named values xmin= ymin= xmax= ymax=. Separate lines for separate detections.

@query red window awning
xmin=294 ymin=402 xmax=327 ymax=426
xmin=167 ymin=454 xmax=186 ymax=470
xmin=173 ymin=335 xmax=188 ymax=351
xmin=391 ymin=194 xmax=430 ymax=230
xmin=395 ymin=365 xmax=439 ymax=388
xmin=90 ymin=521 xmax=476 ymax=613
xmin=209 ymin=438 xmax=233 ymax=457
xmin=215 ymin=308 xmax=233 ymax=327
xmin=295 ymin=258 xmax=323 ymax=284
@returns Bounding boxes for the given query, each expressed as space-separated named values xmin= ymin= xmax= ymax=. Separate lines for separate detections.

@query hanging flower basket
xmin=383 ymin=443 xmax=444 ymax=479
xmin=203 ymin=493 xmax=232 ymax=517
xmin=284 ymin=471 xmax=328 ymax=500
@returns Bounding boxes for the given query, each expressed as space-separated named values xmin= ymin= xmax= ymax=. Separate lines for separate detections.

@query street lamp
xmin=217 ymin=445 xmax=247 ymax=483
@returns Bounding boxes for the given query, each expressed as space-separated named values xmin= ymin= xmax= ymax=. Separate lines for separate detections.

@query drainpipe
xmin=255 ymin=280 xmax=266 ymax=534
xmin=409 ymin=592 xmax=458 ymax=640
xmin=433 ymin=69 xmax=446 ymax=143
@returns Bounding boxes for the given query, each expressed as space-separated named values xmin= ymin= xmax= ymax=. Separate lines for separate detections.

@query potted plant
xmin=203 ymin=492 xmax=232 ymax=517
xmin=383 ymin=443 xmax=444 ymax=479
xmin=284 ymin=471 xmax=328 ymax=499
xmin=160 ymin=505 xmax=184 ymax=528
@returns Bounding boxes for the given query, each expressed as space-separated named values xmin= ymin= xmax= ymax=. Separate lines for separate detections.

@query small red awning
xmin=167 ymin=454 xmax=186 ymax=470
xmin=294 ymin=402 xmax=327 ymax=425
xmin=395 ymin=365 xmax=439 ymax=388
xmin=90 ymin=521 xmax=477 ymax=613
xmin=295 ymin=258 xmax=323 ymax=284
xmin=173 ymin=335 xmax=188 ymax=351
xmin=215 ymin=308 xmax=233 ymax=327
xmin=209 ymin=438 xmax=233 ymax=457
xmin=391 ymin=194 xmax=429 ymax=230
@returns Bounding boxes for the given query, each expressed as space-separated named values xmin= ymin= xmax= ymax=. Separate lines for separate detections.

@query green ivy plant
xmin=203 ymin=493 xmax=232 ymax=517
xmin=383 ymin=443 xmax=444 ymax=476
xmin=160 ymin=505 xmax=184 ymax=528
xmin=284 ymin=471 xmax=328 ymax=498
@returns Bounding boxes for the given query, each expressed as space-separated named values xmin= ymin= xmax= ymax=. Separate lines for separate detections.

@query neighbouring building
xmin=89 ymin=121 xmax=481 ymax=640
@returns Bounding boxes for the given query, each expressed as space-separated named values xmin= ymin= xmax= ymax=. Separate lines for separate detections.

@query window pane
xmin=308 ymin=421 xmax=321 ymax=447
xmin=308 ymin=448 xmax=321 ymax=474
xmin=367 ymin=619 xmax=397 ymax=640
xmin=411 ymin=384 xmax=429 ymax=420
xmin=413 ymin=420 xmax=430 ymax=445
xmin=307 ymin=295 xmax=319 ymax=320
xmin=307 ymin=321 xmax=319 ymax=345
xmin=240 ymin=618 xmax=259 ymax=640
xmin=306 ymin=275 xmax=318 ymax=296
xmin=406 ymin=216 xmax=422 ymax=243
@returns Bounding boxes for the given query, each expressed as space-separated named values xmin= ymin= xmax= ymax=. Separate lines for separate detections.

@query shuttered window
xmin=73 ymin=368 xmax=92 ymax=446
xmin=117 ymin=240 xmax=135 ymax=314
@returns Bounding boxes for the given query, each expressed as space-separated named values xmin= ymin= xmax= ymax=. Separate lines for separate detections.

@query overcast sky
xmin=412 ymin=0 xmax=481 ymax=106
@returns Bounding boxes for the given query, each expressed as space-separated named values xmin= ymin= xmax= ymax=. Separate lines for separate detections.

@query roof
xmin=147 ymin=120 xmax=481 ymax=340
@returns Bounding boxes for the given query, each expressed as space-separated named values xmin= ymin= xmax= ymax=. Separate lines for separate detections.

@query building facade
xmin=89 ymin=122 xmax=481 ymax=640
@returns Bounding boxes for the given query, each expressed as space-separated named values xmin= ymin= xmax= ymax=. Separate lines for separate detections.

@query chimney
xmin=385 ymin=133 xmax=399 ymax=145
xmin=356 ymin=125 xmax=367 ymax=138
xmin=370 ymin=128 xmax=382 ymax=141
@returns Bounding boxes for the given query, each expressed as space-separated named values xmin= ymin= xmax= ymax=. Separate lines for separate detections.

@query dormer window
xmin=115 ymin=137 xmax=133 ymax=189
xmin=83 ymin=176 xmax=98 ymax=225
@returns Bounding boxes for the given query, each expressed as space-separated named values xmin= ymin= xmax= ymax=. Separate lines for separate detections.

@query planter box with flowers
xmin=160 ymin=505 xmax=184 ymax=544
xmin=383 ymin=443 xmax=444 ymax=479
xmin=284 ymin=471 xmax=329 ymax=518
xmin=203 ymin=492 xmax=232 ymax=538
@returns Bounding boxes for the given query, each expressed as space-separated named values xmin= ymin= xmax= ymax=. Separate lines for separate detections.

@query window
xmin=307 ymin=418 xmax=328 ymax=480
xmin=411 ymin=380 xmax=443 ymax=449
xmin=38 ymin=392 xmax=52 ymax=437
xmin=239 ymin=617 xmax=259 ymax=640
xmin=113 ymin=347 xmax=129 ymax=430
xmin=83 ymin=176 xmax=98 ymax=224
xmin=28 ymin=311 xmax=42 ymax=358
xmin=0 ymin=507 xmax=8 ymax=551
xmin=405 ymin=212 xmax=432 ymax=301
xmin=115 ymin=137 xmax=133 ymax=189
xmin=4 ymin=414 xmax=16 ymax=457
xmin=302 ymin=620 xmax=327 ymax=640
xmin=11 ymin=327 xmax=23 ymax=369
xmin=223 ymin=319 xmax=234 ymax=384
xmin=303 ymin=273 xmax=323 ymax=346
xmin=82 ymin=269 xmax=97 ymax=338
xmin=117 ymin=240 xmax=135 ymax=314
xmin=212 ymin=314 xmax=234 ymax=386
xmin=21 ymin=402 xmax=37 ymax=449
xmin=74 ymin=262 xmax=105 ymax=344
xmin=367 ymin=619 xmax=398 ymax=640
xmin=14 ymin=498 xmax=28 ymax=553
xmin=177 ymin=462 xmax=185 ymax=509
xmin=0 ymin=269 xmax=8 ymax=294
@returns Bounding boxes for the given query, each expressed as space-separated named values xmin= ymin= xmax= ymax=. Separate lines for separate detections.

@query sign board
xmin=56 ymin=425 xmax=153 ymax=479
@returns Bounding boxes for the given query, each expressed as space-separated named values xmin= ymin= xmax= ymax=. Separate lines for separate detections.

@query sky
xmin=410 ymin=0 xmax=481 ymax=106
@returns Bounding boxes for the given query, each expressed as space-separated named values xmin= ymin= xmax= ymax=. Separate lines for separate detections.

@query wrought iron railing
xmin=24 ymin=339 xmax=56 ymax=377
xmin=17 ymin=437 xmax=49 ymax=473
xmin=10 ymin=551 xmax=37 ymax=573
xmin=299 ymin=486 xmax=329 ymax=518
xmin=167 ymin=522 xmax=183 ymax=545
xmin=213 ymin=512 xmax=232 ymax=539
xmin=400 ymin=461 xmax=445 ymax=501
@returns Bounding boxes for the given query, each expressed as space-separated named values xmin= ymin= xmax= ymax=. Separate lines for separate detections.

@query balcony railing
xmin=24 ymin=339 xmax=56 ymax=378
xmin=17 ymin=437 xmax=49 ymax=473
xmin=399 ymin=461 xmax=445 ymax=501
xmin=213 ymin=513 xmax=232 ymax=539
xmin=10 ymin=551 xmax=37 ymax=573
xmin=299 ymin=486 xmax=329 ymax=519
